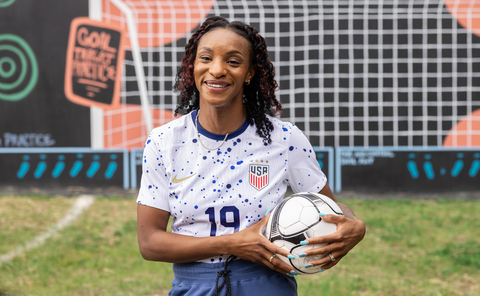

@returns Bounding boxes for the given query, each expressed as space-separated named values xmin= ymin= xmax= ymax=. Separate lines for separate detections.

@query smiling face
xmin=193 ymin=28 xmax=255 ymax=110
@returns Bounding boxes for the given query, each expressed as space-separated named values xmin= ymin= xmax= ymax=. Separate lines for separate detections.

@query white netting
xmin=99 ymin=0 xmax=480 ymax=149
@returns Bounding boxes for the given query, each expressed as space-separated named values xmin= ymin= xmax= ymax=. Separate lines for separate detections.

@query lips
xmin=206 ymin=83 xmax=228 ymax=88
xmin=205 ymin=80 xmax=230 ymax=88
xmin=204 ymin=80 xmax=231 ymax=91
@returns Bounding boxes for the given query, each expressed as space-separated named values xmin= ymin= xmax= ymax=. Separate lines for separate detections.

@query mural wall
xmin=1 ymin=0 xmax=479 ymax=191
xmin=2 ymin=0 xmax=480 ymax=150
xmin=0 ymin=0 xmax=90 ymax=148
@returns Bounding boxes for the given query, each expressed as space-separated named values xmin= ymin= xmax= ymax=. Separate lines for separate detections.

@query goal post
xmin=88 ymin=0 xmax=153 ymax=150
xmin=105 ymin=0 xmax=153 ymax=134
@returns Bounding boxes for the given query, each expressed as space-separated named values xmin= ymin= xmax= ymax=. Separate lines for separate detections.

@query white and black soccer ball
xmin=264 ymin=192 xmax=343 ymax=274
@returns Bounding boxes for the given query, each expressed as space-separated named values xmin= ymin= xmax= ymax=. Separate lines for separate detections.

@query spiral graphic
xmin=0 ymin=34 xmax=38 ymax=101
xmin=0 ymin=0 xmax=16 ymax=8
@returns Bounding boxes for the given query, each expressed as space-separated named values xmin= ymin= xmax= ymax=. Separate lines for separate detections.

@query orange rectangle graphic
xmin=77 ymin=78 xmax=108 ymax=89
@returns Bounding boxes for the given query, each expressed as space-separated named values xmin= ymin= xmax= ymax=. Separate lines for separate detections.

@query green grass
xmin=296 ymin=199 xmax=480 ymax=296
xmin=1 ymin=195 xmax=479 ymax=295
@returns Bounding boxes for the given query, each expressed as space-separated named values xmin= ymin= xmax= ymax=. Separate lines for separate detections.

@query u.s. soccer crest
xmin=249 ymin=163 xmax=269 ymax=190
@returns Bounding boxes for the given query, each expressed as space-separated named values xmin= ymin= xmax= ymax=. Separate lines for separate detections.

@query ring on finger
xmin=328 ymin=253 xmax=335 ymax=262
xmin=269 ymin=254 xmax=276 ymax=263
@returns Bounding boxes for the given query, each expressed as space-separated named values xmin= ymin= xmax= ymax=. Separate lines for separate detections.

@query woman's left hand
xmin=301 ymin=211 xmax=366 ymax=270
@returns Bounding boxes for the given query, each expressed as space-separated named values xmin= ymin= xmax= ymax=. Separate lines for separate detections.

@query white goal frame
xmin=88 ymin=0 xmax=153 ymax=149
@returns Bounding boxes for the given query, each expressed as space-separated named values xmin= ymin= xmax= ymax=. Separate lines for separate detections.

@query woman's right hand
xmin=227 ymin=212 xmax=296 ymax=275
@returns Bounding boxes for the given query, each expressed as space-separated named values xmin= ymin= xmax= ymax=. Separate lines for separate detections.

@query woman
xmin=137 ymin=16 xmax=366 ymax=296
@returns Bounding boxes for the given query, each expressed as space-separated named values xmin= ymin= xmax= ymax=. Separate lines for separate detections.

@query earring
xmin=245 ymin=80 xmax=250 ymax=85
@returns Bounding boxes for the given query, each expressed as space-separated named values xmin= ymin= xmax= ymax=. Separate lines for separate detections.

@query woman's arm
xmin=137 ymin=204 xmax=224 ymax=262
xmin=301 ymin=183 xmax=366 ymax=269
xmin=137 ymin=203 xmax=295 ymax=274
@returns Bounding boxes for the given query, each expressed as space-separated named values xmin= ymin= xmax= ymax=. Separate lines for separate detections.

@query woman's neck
xmin=197 ymin=105 xmax=247 ymax=135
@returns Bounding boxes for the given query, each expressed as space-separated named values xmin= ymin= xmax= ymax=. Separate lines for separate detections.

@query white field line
xmin=0 ymin=194 xmax=95 ymax=264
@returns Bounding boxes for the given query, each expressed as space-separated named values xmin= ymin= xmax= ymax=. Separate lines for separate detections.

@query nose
xmin=209 ymin=58 xmax=226 ymax=78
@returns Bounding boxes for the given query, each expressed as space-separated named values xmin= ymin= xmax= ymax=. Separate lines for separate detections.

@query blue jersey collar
xmin=191 ymin=109 xmax=249 ymax=141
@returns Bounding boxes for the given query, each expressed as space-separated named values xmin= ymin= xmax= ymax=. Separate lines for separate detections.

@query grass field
xmin=0 ymin=194 xmax=479 ymax=296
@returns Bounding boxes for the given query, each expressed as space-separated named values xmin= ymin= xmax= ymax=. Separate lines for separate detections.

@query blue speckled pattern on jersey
xmin=136 ymin=109 xmax=327 ymax=263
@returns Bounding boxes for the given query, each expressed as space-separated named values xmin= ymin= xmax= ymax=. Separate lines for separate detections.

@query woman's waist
xmin=172 ymin=258 xmax=277 ymax=281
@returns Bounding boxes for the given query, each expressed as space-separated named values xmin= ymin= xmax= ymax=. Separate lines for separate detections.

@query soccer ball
xmin=263 ymin=192 xmax=343 ymax=274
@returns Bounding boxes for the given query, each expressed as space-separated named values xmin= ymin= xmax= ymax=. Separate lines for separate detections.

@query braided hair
xmin=173 ymin=16 xmax=282 ymax=144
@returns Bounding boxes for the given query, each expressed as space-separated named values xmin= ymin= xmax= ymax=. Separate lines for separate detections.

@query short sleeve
xmin=285 ymin=126 xmax=327 ymax=193
xmin=136 ymin=134 xmax=170 ymax=212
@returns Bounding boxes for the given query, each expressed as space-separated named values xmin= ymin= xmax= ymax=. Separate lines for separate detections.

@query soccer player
xmin=136 ymin=16 xmax=366 ymax=296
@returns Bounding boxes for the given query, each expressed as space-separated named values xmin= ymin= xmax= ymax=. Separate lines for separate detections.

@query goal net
xmin=95 ymin=0 xmax=480 ymax=149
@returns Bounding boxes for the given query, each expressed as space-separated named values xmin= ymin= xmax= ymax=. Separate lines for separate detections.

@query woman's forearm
xmin=138 ymin=228 xmax=233 ymax=263
xmin=137 ymin=204 xmax=235 ymax=263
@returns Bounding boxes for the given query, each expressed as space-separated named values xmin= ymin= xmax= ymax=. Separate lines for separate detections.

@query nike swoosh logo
xmin=173 ymin=173 xmax=197 ymax=183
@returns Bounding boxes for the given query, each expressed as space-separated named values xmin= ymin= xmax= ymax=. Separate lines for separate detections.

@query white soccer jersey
xmin=137 ymin=109 xmax=327 ymax=262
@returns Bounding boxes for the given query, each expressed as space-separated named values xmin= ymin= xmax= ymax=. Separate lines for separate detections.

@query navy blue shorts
xmin=169 ymin=259 xmax=298 ymax=296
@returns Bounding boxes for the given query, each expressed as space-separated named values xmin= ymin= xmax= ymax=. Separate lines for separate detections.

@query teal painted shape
xmin=17 ymin=162 xmax=29 ymax=179
xmin=423 ymin=162 xmax=434 ymax=180
xmin=469 ymin=160 xmax=479 ymax=177
xmin=451 ymin=161 xmax=464 ymax=177
xmin=34 ymin=162 xmax=46 ymax=179
xmin=52 ymin=162 xmax=65 ymax=178
xmin=87 ymin=161 xmax=100 ymax=178
xmin=105 ymin=162 xmax=117 ymax=179
xmin=407 ymin=161 xmax=419 ymax=179
xmin=70 ymin=161 xmax=83 ymax=177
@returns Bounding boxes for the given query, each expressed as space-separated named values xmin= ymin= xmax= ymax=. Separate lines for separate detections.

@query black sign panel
xmin=0 ymin=0 xmax=90 ymax=148
xmin=336 ymin=147 xmax=480 ymax=192
xmin=0 ymin=148 xmax=129 ymax=188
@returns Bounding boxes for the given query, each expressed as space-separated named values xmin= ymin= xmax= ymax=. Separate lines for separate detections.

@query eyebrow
xmin=198 ymin=47 xmax=245 ymax=57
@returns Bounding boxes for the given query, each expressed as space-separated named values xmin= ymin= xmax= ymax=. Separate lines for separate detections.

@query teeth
xmin=206 ymin=83 xmax=227 ymax=88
